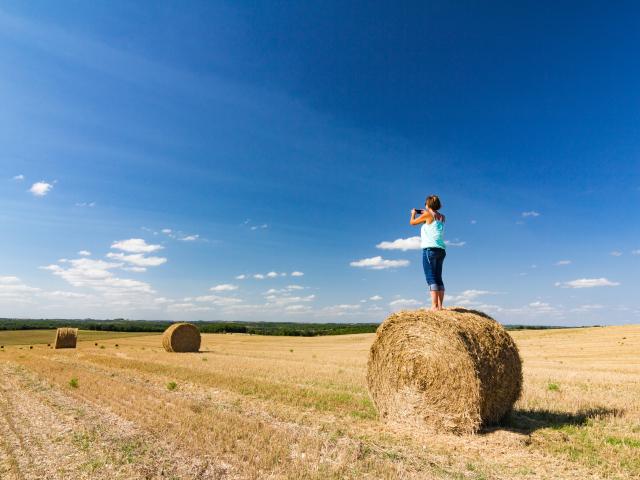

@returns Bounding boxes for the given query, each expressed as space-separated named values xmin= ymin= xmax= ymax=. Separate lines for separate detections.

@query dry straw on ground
xmin=162 ymin=323 xmax=201 ymax=353
xmin=367 ymin=307 xmax=522 ymax=434
xmin=54 ymin=327 xmax=78 ymax=349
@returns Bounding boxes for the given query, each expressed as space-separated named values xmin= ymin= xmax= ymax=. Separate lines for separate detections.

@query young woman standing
xmin=410 ymin=195 xmax=446 ymax=310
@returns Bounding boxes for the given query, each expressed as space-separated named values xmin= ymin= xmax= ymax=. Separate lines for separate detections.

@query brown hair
xmin=425 ymin=195 xmax=442 ymax=211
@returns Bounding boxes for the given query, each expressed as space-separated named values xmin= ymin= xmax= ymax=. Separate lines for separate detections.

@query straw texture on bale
xmin=54 ymin=327 xmax=78 ymax=349
xmin=162 ymin=323 xmax=201 ymax=352
xmin=367 ymin=308 xmax=522 ymax=434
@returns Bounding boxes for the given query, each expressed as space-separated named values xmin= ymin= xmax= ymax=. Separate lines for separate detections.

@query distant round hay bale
xmin=162 ymin=323 xmax=201 ymax=353
xmin=367 ymin=308 xmax=522 ymax=434
xmin=54 ymin=327 xmax=78 ymax=349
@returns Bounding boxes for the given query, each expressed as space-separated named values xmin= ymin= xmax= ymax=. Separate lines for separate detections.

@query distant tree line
xmin=0 ymin=318 xmax=569 ymax=336
xmin=0 ymin=318 xmax=380 ymax=336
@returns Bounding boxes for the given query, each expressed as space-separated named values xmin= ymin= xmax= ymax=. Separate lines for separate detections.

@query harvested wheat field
xmin=0 ymin=325 xmax=639 ymax=480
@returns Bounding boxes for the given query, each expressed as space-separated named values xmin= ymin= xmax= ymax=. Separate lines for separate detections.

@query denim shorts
xmin=422 ymin=247 xmax=446 ymax=291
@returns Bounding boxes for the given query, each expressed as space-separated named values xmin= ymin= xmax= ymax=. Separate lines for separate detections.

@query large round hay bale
xmin=162 ymin=323 xmax=201 ymax=353
xmin=54 ymin=327 xmax=78 ymax=349
xmin=367 ymin=308 xmax=522 ymax=434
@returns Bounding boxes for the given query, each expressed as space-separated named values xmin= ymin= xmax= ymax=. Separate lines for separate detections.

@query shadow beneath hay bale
xmin=484 ymin=407 xmax=624 ymax=434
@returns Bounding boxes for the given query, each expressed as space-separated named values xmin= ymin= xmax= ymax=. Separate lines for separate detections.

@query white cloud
xmin=12 ymin=174 xmax=24 ymax=181
xmin=180 ymin=234 xmax=199 ymax=241
xmin=291 ymin=271 xmax=304 ymax=277
xmin=571 ymin=304 xmax=604 ymax=313
xmin=235 ymin=274 xmax=247 ymax=280
xmin=486 ymin=300 xmax=564 ymax=317
xmin=0 ymin=276 xmax=40 ymax=299
xmin=75 ymin=202 xmax=95 ymax=207
xmin=265 ymin=294 xmax=315 ymax=306
xmin=375 ymin=236 xmax=465 ymax=250
xmin=111 ymin=238 xmax=163 ymax=253
xmin=522 ymin=301 xmax=562 ymax=314
xmin=522 ymin=211 xmax=540 ymax=217
xmin=470 ymin=219 xmax=477 ymax=224
xmin=555 ymin=278 xmax=620 ymax=289
xmin=78 ymin=250 xmax=91 ymax=256
xmin=632 ymin=250 xmax=640 ymax=256
xmin=123 ymin=266 xmax=147 ymax=272
xmin=610 ymin=251 xmax=623 ymax=257
xmin=251 ymin=271 xmax=287 ymax=279
xmin=321 ymin=304 xmax=361 ymax=315
xmin=210 ymin=284 xmax=238 ymax=292
xmin=0 ymin=276 xmax=22 ymax=284
xmin=369 ymin=295 xmax=383 ymax=301
xmin=528 ymin=301 xmax=551 ymax=309
xmin=46 ymin=290 xmax=87 ymax=299
xmin=285 ymin=305 xmax=312 ymax=313
xmin=554 ymin=260 xmax=571 ymax=266
xmin=447 ymin=290 xmax=500 ymax=306
xmin=264 ymin=285 xmax=304 ymax=295
xmin=194 ymin=295 xmax=242 ymax=306
xmin=389 ymin=298 xmax=422 ymax=307
xmin=166 ymin=302 xmax=211 ymax=312
xmin=106 ymin=252 xmax=167 ymax=267
xmin=376 ymin=236 xmax=421 ymax=251
xmin=250 ymin=224 xmax=268 ymax=231
xmin=40 ymin=258 xmax=155 ymax=300
xmin=161 ymin=228 xmax=172 ymax=234
xmin=29 ymin=181 xmax=53 ymax=196
xmin=350 ymin=256 xmax=409 ymax=270
xmin=332 ymin=304 xmax=359 ymax=310
xmin=445 ymin=239 xmax=466 ymax=247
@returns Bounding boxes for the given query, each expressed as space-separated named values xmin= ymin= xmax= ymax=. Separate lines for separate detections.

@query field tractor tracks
xmin=0 ymin=362 xmax=233 ymax=480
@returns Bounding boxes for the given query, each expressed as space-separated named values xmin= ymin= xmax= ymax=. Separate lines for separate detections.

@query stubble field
xmin=0 ymin=324 xmax=638 ymax=479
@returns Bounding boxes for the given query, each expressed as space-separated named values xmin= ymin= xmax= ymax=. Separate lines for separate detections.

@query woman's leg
xmin=423 ymin=249 xmax=438 ymax=310
xmin=430 ymin=290 xmax=439 ymax=310
xmin=436 ymin=250 xmax=445 ymax=309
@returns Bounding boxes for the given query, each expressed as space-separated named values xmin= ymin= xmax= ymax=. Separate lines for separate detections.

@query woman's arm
xmin=409 ymin=209 xmax=429 ymax=225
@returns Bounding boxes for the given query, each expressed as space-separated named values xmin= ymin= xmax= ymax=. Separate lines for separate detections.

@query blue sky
xmin=1 ymin=1 xmax=638 ymax=325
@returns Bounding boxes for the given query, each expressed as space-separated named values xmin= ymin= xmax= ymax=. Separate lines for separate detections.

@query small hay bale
xmin=54 ymin=328 xmax=78 ymax=349
xmin=367 ymin=308 xmax=522 ymax=434
xmin=162 ymin=323 xmax=201 ymax=353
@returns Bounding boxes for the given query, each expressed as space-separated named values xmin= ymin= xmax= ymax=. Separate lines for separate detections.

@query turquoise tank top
xmin=420 ymin=213 xmax=446 ymax=249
